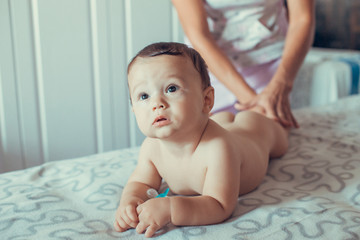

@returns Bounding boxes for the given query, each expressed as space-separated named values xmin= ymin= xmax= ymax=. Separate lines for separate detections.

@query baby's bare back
xmin=216 ymin=111 xmax=288 ymax=194
xmin=152 ymin=111 xmax=288 ymax=197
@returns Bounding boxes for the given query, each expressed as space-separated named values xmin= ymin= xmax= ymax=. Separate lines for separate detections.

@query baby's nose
xmin=152 ymin=102 xmax=165 ymax=111
xmin=152 ymin=96 xmax=167 ymax=111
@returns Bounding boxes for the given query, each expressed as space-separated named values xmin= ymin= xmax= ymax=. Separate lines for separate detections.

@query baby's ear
xmin=202 ymin=86 xmax=214 ymax=114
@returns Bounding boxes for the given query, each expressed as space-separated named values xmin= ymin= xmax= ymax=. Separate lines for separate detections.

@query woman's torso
xmin=203 ymin=0 xmax=288 ymax=68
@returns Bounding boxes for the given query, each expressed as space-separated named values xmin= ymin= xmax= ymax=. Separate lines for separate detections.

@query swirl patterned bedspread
xmin=1 ymin=95 xmax=360 ymax=240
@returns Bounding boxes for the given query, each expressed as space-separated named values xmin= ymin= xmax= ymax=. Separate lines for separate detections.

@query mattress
xmin=1 ymin=95 xmax=360 ymax=240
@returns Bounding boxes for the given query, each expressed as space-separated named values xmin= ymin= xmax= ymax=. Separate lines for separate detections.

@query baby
xmin=114 ymin=42 xmax=288 ymax=237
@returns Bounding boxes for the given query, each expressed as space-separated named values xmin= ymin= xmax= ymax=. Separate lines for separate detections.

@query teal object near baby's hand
xmin=156 ymin=188 xmax=169 ymax=198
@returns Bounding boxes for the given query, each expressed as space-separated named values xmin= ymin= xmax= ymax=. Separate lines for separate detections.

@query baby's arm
xmin=135 ymin=141 xmax=240 ymax=237
xmin=114 ymin=139 xmax=162 ymax=232
xmin=171 ymin=143 xmax=239 ymax=225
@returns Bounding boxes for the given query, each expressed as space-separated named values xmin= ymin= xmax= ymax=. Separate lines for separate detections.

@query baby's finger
xmin=126 ymin=205 xmax=138 ymax=223
xmin=114 ymin=218 xmax=129 ymax=232
xmin=145 ymin=224 xmax=161 ymax=238
xmin=136 ymin=221 xmax=148 ymax=234
xmin=113 ymin=220 xmax=121 ymax=232
xmin=136 ymin=204 xmax=143 ymax=215
xmin=120 ymin=209 xmax=134 ymax=227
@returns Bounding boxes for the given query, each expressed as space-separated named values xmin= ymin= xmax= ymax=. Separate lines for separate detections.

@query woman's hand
xmin=235 ymin=0 xmax=314 ymax=128
xmin=235 ymin=80 xmax=299 ymax=128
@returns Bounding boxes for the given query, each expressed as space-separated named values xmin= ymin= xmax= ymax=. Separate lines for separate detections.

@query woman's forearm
xmin=191 ymin=34 xmax=257 ymax=103
xmin=273 ymin=1 xmax=315 ymax=87
xmin=172 ymin=0 xmax=256 ymax=103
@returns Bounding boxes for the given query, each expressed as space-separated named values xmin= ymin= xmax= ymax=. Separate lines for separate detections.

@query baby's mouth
xmin=154 ymin=116 xmax=167 ymax=123
xmin=153 ymin=116 xmax=170 ymax=126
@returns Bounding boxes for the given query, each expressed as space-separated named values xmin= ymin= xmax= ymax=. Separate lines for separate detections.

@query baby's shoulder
xmin=203 ymin=120 xmax=239 ymax=146
xmin=142 ymin=137 xmax=160 ymax=147
xmin=199 ymin=131 xmax=236 ymax=158
xmin=139 ymin=137 xmax=162 ymax=158
xmin=198 ymin=121 xmax=245 ymax=161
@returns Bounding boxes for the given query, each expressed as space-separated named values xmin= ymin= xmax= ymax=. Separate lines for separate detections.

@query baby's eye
xmin=140 ymin=93 xmax=149 ymax=100
xmin=166 ymin=85 xmax=179 ymax=93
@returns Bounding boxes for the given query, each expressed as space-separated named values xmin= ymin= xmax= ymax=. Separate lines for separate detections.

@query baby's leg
xmin=210 ymin=112 xmax=235 ymax=125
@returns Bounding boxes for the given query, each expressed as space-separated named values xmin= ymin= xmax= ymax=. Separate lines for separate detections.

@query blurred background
xmin=0 ymin=0 xmax=359 ymax=173
xmin=313 ymin=0 xmax=360 ymax=50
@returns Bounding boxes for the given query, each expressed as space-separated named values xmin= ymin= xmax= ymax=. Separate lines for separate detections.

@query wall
xmin=313 ymin=0 xmax=360 ymax=50
xmin=0 ymin=0 xmax=183 ymax=173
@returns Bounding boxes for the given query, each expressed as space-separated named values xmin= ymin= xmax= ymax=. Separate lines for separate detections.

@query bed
xmin=1 ymin=95 xmax=360 ymax=240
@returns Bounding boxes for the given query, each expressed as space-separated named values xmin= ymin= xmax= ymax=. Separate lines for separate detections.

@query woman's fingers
xmin=276 ymin=99 xmax=299 ymax=128
xmin=288 ymin=110 xmax=299 ymax=128
xmin=262 ymin=98 xmax=280 ymax=123
xmin=234 ymin=100 xmax=256 ymax=111
xmin=234 ymin=91 xmax=299 ymax=128
xmin=276 ymin=103 xmax=291 ymax=127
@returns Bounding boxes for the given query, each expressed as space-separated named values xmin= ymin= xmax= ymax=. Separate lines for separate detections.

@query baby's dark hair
xmin=127 ymin=42 xmax=211 ymax=89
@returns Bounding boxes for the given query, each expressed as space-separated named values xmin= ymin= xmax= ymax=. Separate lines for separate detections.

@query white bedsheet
xmin=1 ymin=95 xmax=360 ymax=240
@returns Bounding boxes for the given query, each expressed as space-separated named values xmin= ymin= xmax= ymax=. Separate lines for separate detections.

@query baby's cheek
xmin=135 ymin=115 xmax=150 ymax=134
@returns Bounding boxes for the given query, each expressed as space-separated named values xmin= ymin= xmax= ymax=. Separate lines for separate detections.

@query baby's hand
xmin=136 ymin=197 xmax=171 ymax=238
xmin=114 ymin=198 xmax=144 ymax=232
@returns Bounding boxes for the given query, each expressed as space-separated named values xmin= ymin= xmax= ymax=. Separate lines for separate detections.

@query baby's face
xmin=128 ymin=55 xmax=206 ymax=139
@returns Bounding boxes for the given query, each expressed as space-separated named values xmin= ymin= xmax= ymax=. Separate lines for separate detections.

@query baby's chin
xmin=146 ymin=130 xmax=176 ymax=140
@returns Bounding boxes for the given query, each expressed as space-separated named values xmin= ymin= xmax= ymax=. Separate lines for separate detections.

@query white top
xmin=184 ymin=0 xmax=289 ymax=111
xmin=203 ymin=0 xmax=288 ymax=69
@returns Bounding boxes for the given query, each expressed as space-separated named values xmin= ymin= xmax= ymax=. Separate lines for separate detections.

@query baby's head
xmin=127 ymin=42 xmax=214 ymax=139
xmin=128 ymin=42 xmax=210 ymax=90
